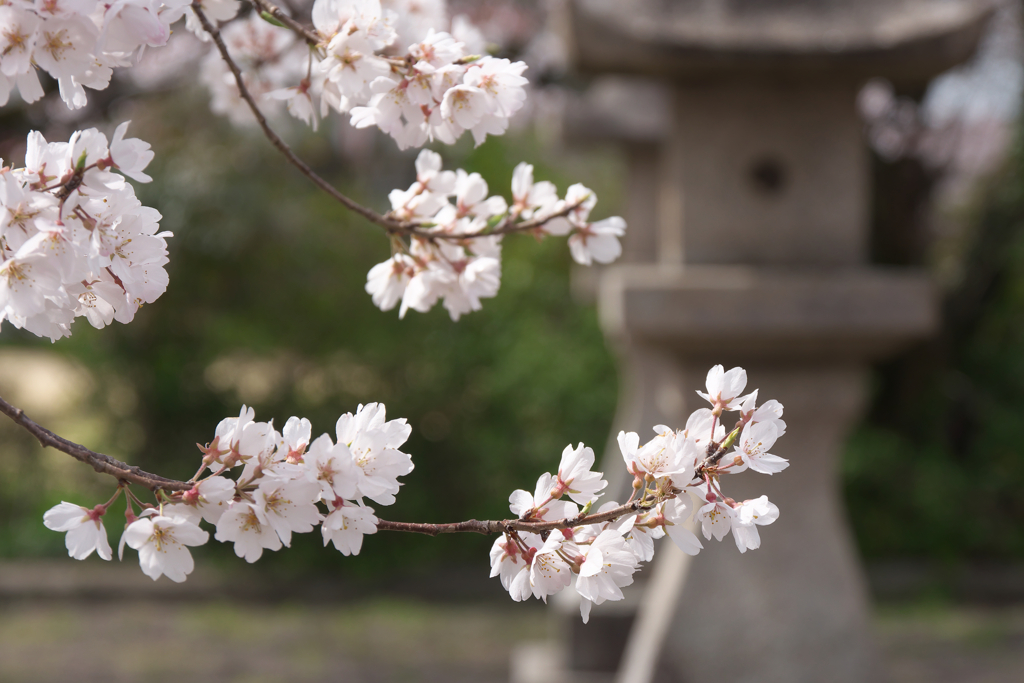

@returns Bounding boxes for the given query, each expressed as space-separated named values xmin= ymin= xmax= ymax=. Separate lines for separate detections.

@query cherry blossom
xmin=576 ymin=529 xmax=639 ymax=623
xmin=43 ymin=502 xmax=113 ymax=561
xmin=0 ymin=127 xmax=168 ymax=341
xmin=122 ymin=513 xmax=209 ymax=582
xmin=568 ymin=216 xmax=626 ymax=266
xmin=529 ymin=529 xmax=575 ymax=600
xmin=336 ymin=402 xmax=413 ymax=506
xmin=214 ymin=500 xmax=282 ymax=562
xmin=731 ymin=495 xmax=780 ymax=553
xmin=737 ymin=421 xmax=789 ymax=475
xmin=698 ymin=365 xmax=750 ymax=412
xmin=0 ymin=0 xmax=801 ymax=627
xmin=554 ymin=442 xmax=607 ymax=505
xmin=255 ymin=478 xmax=323 ymax=546
xmin=697 ymin=493 xmax=737 ymax=542
xmin=489 ymin=531 xmax=542 ymax=602
xmin=509 ymin=472 xmax=579 ymax=522
xmin=37 ymin=367 xmax=789 ymax=623
xmin=305 ymin=433 xmax=360 ymax=500
xmin=660 ymin=495 xmax=703 ymax=555
xmin=322 ymin=499 xmax=378 ymax=555
xmin=619 ymin=427 xmax=696 ymax=481
xmin=179 ymin=475 xmax=236 ymax=524
xmin=367 ymin=153 xmax=628 ymax=320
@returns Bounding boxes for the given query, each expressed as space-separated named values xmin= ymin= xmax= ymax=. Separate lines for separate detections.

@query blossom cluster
xmin=44 ymin=402 xmax=412 ymax=581
xmin=41 ymin=367 xmax=787 ymax=623
xmin=366 ymin=150 xmax=626 ymax=320
xmin=0 ymin=0 xmax=212 ymax=109
xmin=0 ymin=125 xmax=169 ymax=341
xmin=489 ymin=366 xmax=787 ymax=623
xmin=198 ymin=0 xmax=525 ymax=148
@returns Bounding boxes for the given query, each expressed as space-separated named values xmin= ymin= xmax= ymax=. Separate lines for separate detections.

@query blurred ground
xmin=1 ymin=563 xmax=1023 ymax=683
xmin=877 ymin=603 xmax=1024 ymax=683
xmin=0 ymin=595 xmax=547 ymax=683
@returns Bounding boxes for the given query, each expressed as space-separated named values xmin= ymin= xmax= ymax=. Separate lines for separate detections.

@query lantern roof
xmin=565 ymin=0 xmax=995 ymax=85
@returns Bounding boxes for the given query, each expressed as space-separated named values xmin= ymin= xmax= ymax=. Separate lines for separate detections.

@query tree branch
xmin=0 ymin=394 xmax=191 ymax=492
xmin=191 ymin=2 xmax=410 ymax=235
xmin=0 ymin=392 xmax=654 ymax=533
xmin=194 ymin=3 xmax=590 ymax=245
xmin=247 ymin=0 xmax=321 ymax=47
xmin=374 ymin=499 xmax=654 ymax=537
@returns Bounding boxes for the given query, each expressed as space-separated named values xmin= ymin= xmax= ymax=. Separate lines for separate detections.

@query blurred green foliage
xmin=845 ymin=130 xmax=1024 ymax=560
xmin=0 ymin=86 xmax=622 ymax=575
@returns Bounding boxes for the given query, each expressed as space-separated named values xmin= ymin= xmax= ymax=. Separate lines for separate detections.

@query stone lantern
xmin=525 ymin=1 xmax=994 ymax=682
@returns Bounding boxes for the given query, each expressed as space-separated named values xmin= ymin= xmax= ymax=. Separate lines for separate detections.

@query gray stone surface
xmin=564 ymin=0 xmax=995 ymax=85
xmin=550 ymin=0 xmax=992 ymax=681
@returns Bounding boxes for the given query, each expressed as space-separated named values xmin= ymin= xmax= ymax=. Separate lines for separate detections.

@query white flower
xmin=414 ymin=149 xmax=456 ymax=194
xmin=0 ymin=126 xmax=168 ymax=339
xmin=619 ymin=428 xmax=698 ymax=485
xmin=440 ymin=83 xmax=487 ymax=130
xmin=575 ymin=529 xmax=639 ymax=623
xmin=509 ymin=472 xmax=578 ymax=522
xmin=697 ymin=494 xmax=736 ymax=542
xmin=529 ymin=529 xmax=575 ymax=600
xmin=463 ymin=57 xmax=528 ymax=118
xmin=737 ymin=421 xmax=789 ymax=475
xmin=122 ymin=514 xmax=209 ymax=582
xmin=554 ymin=442 xmax=607 ymax=506
xmin=660 ymin=496 xmax=703 ymax=555
xmin=489 ymin=531 xmax=542 ymax=602
xmin=366 ymin=254 xmax=414 ymax=312
xmin=568 ymin=216 xmax=625 ymax=266
xmin=697 ymin=365 xmax=749 ymax=412
xmin=336 ymin=402 xmax=413 ymax=506
xmin=399 ymin=260 xmax=453 ymax=318
xmin=279 ymin=416 xmax=312 ymax=463
xmin=439 ymin=254 xmax=501 ymax=322
xmin=0 ymin=233 xmax=63 ymax=320
xmin=43 ymin=501 xmax=112 ymax=561
xmin=267 ymin=80 xmax=320 ymax=130
xmin=730 ymin=495 xmax=780 ymax=553
xmin=321 ymin=499 xmax=377 ymax=555
xmin=237 ymin=419 xmax=297 ymax=482
xmin=738 ymin=390 xmax=788 ymax=436
xmin=304 ymin=432 xmax=359 ymax=500
xmin=256 ymin=478 xmax=323 ymax=546
xmin=511 ymin=162 xmax=559 ymax=220
xmin=180 ymin=475 xmax=235 ymax=524
xmin=214 ymin=500 xmax=282 ymax=562
xmin=108 ymin=121 xmax=154 ymax=183
xmin=621 ymin=514 xmax=663 ymax=562
xmin=683 ymin=408 xmax=726 ymax=449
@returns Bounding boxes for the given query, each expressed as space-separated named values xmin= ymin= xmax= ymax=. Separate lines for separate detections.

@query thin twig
xmin=247 ymin=0 xmax=321 ymax=47
xmin=374 ymin=499 xmax=654 ymax=537
xmin=191 ymin=2 xmax=410 ymax=234
xmin=195 ymin=3 xmax=587 ymax=245
xmin=0 ymin=394 xmax=190 ymax=492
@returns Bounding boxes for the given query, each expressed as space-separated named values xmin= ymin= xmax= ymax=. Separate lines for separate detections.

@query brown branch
xmin=461 ymin=197 xmax=587 ymax=239
xmin=1 ymin=392 xmax=652 ymax=534
xmin=375 ymin=519 xmax=504 ymax=536
xmin=247 ymin=0 xmax=321 ymax=46
xmin=195 ymin=3 xmax=593 ymax=247
xmin=0 ymin=394 xmax=190 ymax=492
xmin=375 ymin=498 xmax=654 ymax=537
xmin=191 ymin=2 xmax=410 ymax=235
